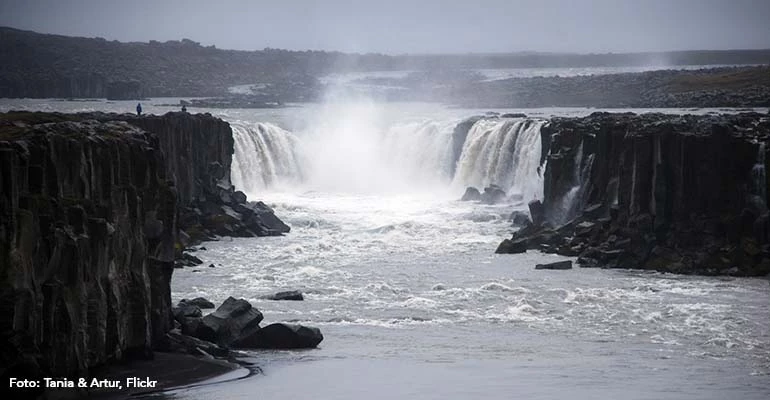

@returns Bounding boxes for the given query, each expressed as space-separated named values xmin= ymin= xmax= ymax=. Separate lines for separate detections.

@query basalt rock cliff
xmin=0 ymin=111 xmax=288 ymax=390
xmin=497 ymin=112 xmax=770 ymax=276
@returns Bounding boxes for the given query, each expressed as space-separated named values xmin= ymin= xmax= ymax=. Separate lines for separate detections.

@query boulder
xmin=266 ymin=290 xmax=304 ymax=301
xmin=231 ymin=323 xmax=324 ymax=349
xmin=502 ymin=113 xmax=527 ymax=118
xmin=180 ymin=297 xmax=216 ymax=309
xmin=481 ymin=185 xmax=507 ymax=204
xmin=172 ymin=304 xmax=202 ymax=321
xmin=233 ymin=190 xmax=248 ymax=204
xmin=461 ymin=187 xmax=481 ymax=201
xmin=495 ymin=238 xmax=528 ymax=254
xmin=509 ymin=211 xmax=532 ymax=227
xmin=194 ymin=297 xmax=264 ymax=346
xmin=535 ymin=260 xmax=573 ymax=270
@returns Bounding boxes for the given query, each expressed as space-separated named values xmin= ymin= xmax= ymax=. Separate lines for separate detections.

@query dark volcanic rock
xmin=535 ymin=260 xmax=573 ymax=270
xmin=195 ymin=297 xmax=263 ymax=346
xmin=266 ymin=290 xmax=304 ymax=301
xmin=461 ymin=187 xmax=482 ymax=201
xmin=496 ymin=238 xmax=528 ymax=254
xmin=173 ymin=304 xmax=203 ymax=320
xmin=481 ymin=185 xmax=507 ymax=204
xmin=0 ymin=115 xmax=176 ymax=380
xmin=528 ymin=200 xmax=546 ymax=227
xmin=180 ymin=297 xmax=215 ymax=309
xmin=497 ymin=112 xmax=770 ymax=276
xmin=231 ymin=323 xmax=324 ymax=349
xmin=509 ymin=211 xmax=532 ymax=227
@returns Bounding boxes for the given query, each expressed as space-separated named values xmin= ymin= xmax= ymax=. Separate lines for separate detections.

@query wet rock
xmin=509 ymin=211 xmax=532 ymax=227
xmin=495 ymin=238 xmax=529 ymax=254
xmin=461 ymin=186 xmax=481 ymax=201
xmin=166 ymin=331 xmax=229 ymax=358
xmin=180 ymin=297 xmax=215 ymax=309
xmin=231 ymin=323 xmax=324 ymax=349
xmin=502 ymin=113 xmax=527 ymax=118
xmin=481 ymin=185 xmax=507 ymax=204
xmin=177 ymin=252 xmax=204 ymax=267
xmin=535 ymin=260 xmax=573 ymax=270
xmin=528 ymin=200 xmax=545 ymax=226
xmin=266 ymin=290 xmax=304 ymax=301
xmin=173 ymin=304 xmax=202 ymax=320
xmin=195 ymin=297 xmax=264 ymax=346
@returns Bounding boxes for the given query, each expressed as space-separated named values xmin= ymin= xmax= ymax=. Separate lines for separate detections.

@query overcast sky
xmin=1 ymin=0 xmax=769 ymax=54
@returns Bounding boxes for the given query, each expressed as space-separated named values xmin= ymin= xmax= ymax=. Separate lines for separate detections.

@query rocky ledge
xmin=497 ymin=112 xmax=770 ymax=277
xmin=0 ymin=111 xmax=292 ymax=395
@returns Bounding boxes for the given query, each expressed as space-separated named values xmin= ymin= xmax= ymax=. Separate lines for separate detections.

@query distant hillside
xmin=2 ymin=27 xmax=770 ymax=100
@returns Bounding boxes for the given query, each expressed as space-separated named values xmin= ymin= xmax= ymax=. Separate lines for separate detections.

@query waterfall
xmin=231 ymin=121 xmax=303 ymax=195
xmin=752 ymin=142 xmax=767 ymax=205
xmin=553 ymin=141 xmax=595 ymax=223
xmin=452 ymin=118 xmax=545 ymax=201
xmin=228 ymin=112 xmax=546 ymax=201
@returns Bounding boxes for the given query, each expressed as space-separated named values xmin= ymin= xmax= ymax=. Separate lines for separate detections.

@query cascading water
xmin=229 ymin=108 xmax=545 ymax=203
xmin=452 ymin=118 xmax=545 ymax=201
xmin=751 ymin=142 xmax=766 ymax=206
xmin=554 ymin=141 xmax=595 ymax=223
xmin=231 ymin=121 xmax=304 ymax=194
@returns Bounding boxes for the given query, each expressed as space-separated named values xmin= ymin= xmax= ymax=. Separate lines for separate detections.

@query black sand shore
xmin=85 ymin=353 xmax=241 ymax=399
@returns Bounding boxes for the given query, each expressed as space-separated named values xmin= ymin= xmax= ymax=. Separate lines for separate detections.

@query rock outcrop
xmin=498 ymin=112 xmax=770 ymax=276
xmin=0 ymin=115 xmax=177 ymax=382
xmin=0 ymin=111 xmax=292 ymax=388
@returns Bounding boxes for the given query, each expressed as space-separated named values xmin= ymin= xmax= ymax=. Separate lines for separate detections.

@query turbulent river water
xmin=2 ymin=97 xmax=769 ymax=399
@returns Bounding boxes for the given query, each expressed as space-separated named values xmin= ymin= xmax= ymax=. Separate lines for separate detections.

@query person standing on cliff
xmin=136 ymin=103 xmax=142 ymax=116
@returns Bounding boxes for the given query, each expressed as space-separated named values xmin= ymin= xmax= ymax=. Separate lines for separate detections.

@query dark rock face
xmin=535 ymin=260 xmax=573 ymax=270
xmin=498 ymin=112 xmax=770 ymax=276
xmin=451 ymin=116 xmax=483 ymax=175
xmin=0 ymin=110 xmax=292 ymax=388
xmin=0 ymin=117 xmax=176 ymax=380
xmin=495 ymin=238 xmax=528 ymax=254
xmin=231 ymin=323 xmax=323 ymax=349
xmin=266 ymin=290 xmax=304 ymax=301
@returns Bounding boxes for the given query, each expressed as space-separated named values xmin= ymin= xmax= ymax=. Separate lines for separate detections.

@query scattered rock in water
xmin=180 ymin=297 xmax=216 ymax=309
xmin=266 ymin=290 xmax=304 ymax=301
xmin=176 ymin=252 xmax=204 ymax=268
xmin=173 ymin=304 xmax=202 ymax=320
xmin=231 ymin=323 xmax=324 ymax=349
xmin=461 ymin=187 xmax=482 ymax=201
xmin=496 ymin=238 xmax=528 ymax=254
xmin=481 ymin=185 xmax=507 ymax=204
xmin=535 ymin=260 xmax=573 ymax=270
xmin=509 ymin=211 xmax=532 ymax=227
xmin=208 ymin=263 xmax=216 ymax=268
xmin=192 ymin=297 xmax=264 ymax=345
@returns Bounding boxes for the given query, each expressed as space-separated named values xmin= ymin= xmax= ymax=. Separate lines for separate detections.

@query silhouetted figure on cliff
xmin=136 ymin=103 xmax=142 ymax=116
xmin=181 ymin=104 xmax=187 ymax=112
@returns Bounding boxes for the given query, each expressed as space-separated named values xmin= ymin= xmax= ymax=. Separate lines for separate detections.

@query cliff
xmin=0 ymin=115 xmax=177 ymax=385
xmin=497 ymin=112 xmax=770 ymax=276
xmin=0 ymin=111 xmax=289 ymax=390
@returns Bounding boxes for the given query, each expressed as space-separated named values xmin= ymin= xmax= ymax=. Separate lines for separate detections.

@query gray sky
xmin=1 ymin=0 xmax=769 ymax=54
